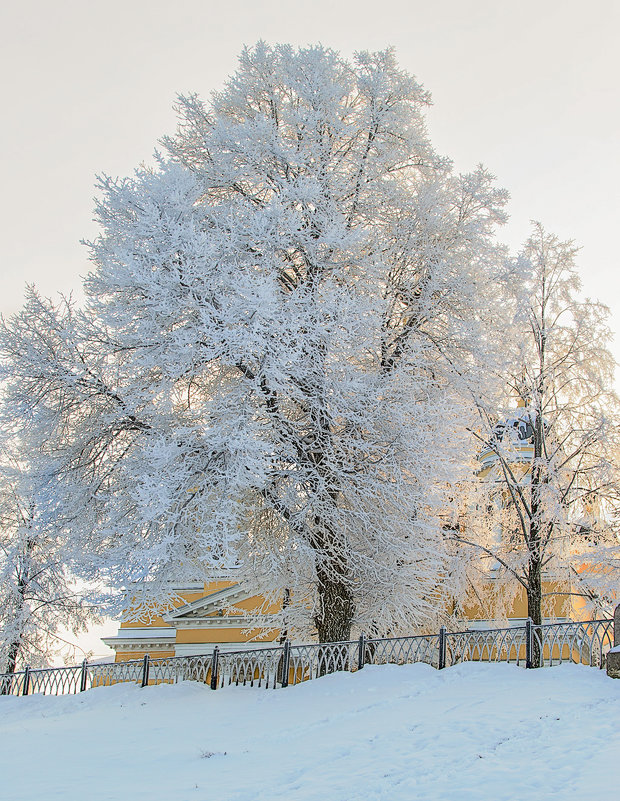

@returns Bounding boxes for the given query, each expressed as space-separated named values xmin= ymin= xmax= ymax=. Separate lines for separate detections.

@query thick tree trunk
xmin=310 ymin=503 xmax=354 ymax=643
xmin=314 ymin=570 xmax=355 ymax=643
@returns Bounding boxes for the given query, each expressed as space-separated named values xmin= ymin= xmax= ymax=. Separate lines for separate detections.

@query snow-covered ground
xmin=1 ymin=662 xmax=619 ymax=801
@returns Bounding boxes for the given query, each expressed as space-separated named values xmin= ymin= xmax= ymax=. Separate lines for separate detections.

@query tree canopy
xmin=7 ymin=44 xmax=607 ymax=646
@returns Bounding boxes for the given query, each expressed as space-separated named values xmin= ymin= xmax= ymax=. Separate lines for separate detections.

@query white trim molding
xmin=173 ymin=641 xmax=279 ymax=657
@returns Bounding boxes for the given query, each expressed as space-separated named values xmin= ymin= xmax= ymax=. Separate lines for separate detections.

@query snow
xmin=1 ymin=663 xmax=619 ymax=800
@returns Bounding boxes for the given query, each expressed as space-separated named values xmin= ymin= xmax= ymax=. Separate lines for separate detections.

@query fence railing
xmin=0 ymin=617 xmax=614 ymax=697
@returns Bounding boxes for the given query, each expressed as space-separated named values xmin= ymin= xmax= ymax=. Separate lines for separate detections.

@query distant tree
xmin=0 ymin=44 xmax=511 ymax=642
xmin=0 ymin=453 xmax=97 ymax=678
xmin=457 ymin=224 xmax=620 ymax=656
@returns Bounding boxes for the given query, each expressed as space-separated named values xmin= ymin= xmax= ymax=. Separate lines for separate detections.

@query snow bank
xmin=1 ymin=662 xmax=619 ymax=800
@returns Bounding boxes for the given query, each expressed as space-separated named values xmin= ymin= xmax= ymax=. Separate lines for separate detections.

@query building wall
xmin=461 ymin=578 xmax=574 ymax=624
xmin=113 ymin=650 xmax=176 ymax=662
xmin=106 ymin=580 xmax=282 ymax=663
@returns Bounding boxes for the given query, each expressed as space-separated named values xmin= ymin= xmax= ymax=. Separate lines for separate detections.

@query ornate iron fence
xmin=536 ymin=618 xmax=613 ymax=668
xmin=363 ymin=633 xmax=440 ymax=668
xmin=446 ymin=624 xmax=529 ymax=667
xmin=216 ymin=644 xmax=282 ymax=689
xmin=288 ymin=640 xmax=359 ymax=685
xmin=0 ymin=617 xmax=614 ymax=697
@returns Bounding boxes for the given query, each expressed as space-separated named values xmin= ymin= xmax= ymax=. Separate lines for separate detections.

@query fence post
xmin=210 ymin=646 xmax=220 ymax=690
xmin=141 ymin=654 xmax=150 ymax=687
xmin=525 ymin=618 xmax=533 ymax=669
xmin=281 ymin=640 xmax=291 ymax=688
xmin=22 ymin=666 xmax=30 ymax=696
xmin=357 ymin=634 xmax=366 ymax=671
xmin=438 ymin=626 xmax=447 ymax=670
xmin=80 ymin=659 xmax=88 ymax=692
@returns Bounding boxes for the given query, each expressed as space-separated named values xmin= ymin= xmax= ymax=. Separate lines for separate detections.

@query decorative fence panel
xmin=216 ymin=645 xmax=282 ymax=689
xmin=0 ymin=617 xmax=614 ymax=698
xmin=445 ymin=625 xmax=528 ymax=667
xmin=363 ymin=633 xmax=439 ymax=669
xmin=287 ymin=640 xmax=358 ymax=685
xmin=537 ymin=619 xmax=613 ymax=668
xmin=153 ymin=654 xmax=213 ymax=686
xmin=89 ymin=658 xmax=143 ymax=689
xmin=27 ymin=664 xmax=85 ymax=695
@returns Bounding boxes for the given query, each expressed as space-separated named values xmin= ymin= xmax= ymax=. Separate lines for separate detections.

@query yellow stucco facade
xmin=103 ymin=580 xmax=283 ymax=662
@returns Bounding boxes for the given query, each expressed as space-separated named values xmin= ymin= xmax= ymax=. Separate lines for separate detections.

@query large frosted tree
xmin=0 ymin=44 xmax=511 ymax=642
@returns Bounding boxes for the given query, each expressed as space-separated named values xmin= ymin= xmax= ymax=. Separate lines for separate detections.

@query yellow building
xmin=462 ymin=400 xmax=577 ymax=627
xmin=103 ymin=578 xmax=282 ymax=662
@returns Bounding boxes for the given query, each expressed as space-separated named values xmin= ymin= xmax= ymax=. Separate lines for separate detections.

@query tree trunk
xmin=1 ymin=638 xmax=21 ymax=695
xmin=309 ymin=501 xmax=354 ymax=643
xmin=527 ymin=411 xmax=545 ymax=666
xmin=2 ymin=548 xmax=30 ymax=686
xmin=526 ymin=555 xmax=543 ymax=628
xmin=5 ymin=638 xmax=20 ymax=675
xmin=278 ymin=588 xmax=291 ymax=644
xmin=526 ymin=549 xmax=543 ymax=667
xmin=314 ymin=569 xmax=355 ymax=643
xmin=527 ymin=476 xmax=543 ymax=633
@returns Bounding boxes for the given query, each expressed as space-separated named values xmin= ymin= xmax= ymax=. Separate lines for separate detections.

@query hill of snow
xmin=1 ymin=662 xmax=619 ymax=800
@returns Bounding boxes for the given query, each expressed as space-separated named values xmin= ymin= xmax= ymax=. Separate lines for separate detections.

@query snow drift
xmin=1 ymin=662 xmax=619 ymax=800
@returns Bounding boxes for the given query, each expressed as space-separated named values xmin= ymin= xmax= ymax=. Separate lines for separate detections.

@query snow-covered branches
xmin=463 ymin=224 xmax=620 ymax=630
xmin=0 ymin=450 xmax=98 ymax=673
xmin=0 ymin=44 xmax=513 ymax=641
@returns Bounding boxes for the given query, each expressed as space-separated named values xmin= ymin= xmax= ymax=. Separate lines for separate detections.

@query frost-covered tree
xmin=0 ymin=44 xmax=511 ymax=642
xmin=459 ymin=224 xmax=620 ymax=644
xmin=0 ymin=452 xmax=97 ymax=677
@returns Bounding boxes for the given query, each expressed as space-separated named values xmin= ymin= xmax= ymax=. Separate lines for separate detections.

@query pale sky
xmin=1 ymin=0 xmax=618 ymax=658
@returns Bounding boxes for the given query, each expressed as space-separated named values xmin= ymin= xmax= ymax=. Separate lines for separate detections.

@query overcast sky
xmin=1 ymin=0 xmax=618 ymax=657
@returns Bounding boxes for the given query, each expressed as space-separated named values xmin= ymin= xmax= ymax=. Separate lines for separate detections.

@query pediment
xmin=163 ymin=583 xmax=254 ymax=622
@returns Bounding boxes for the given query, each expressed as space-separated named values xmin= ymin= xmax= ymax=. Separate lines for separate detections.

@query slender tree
xmin=0 ymin=453 xmax=97 ymax=679
xmin=458 ymin=224 xmax=620 ymax=657
xmin=0 ymin=44 xmax=511 ymax=641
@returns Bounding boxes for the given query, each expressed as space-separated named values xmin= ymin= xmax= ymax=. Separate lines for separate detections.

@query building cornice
xmin=102 ymin=635 xmax=175 ymax=652
xmin=171 ymin=615 xmax=276 ymax=629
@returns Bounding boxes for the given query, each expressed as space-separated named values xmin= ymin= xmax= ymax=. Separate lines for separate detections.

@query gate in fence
xmin=0 ymin=617 xmax=614 ymax=697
